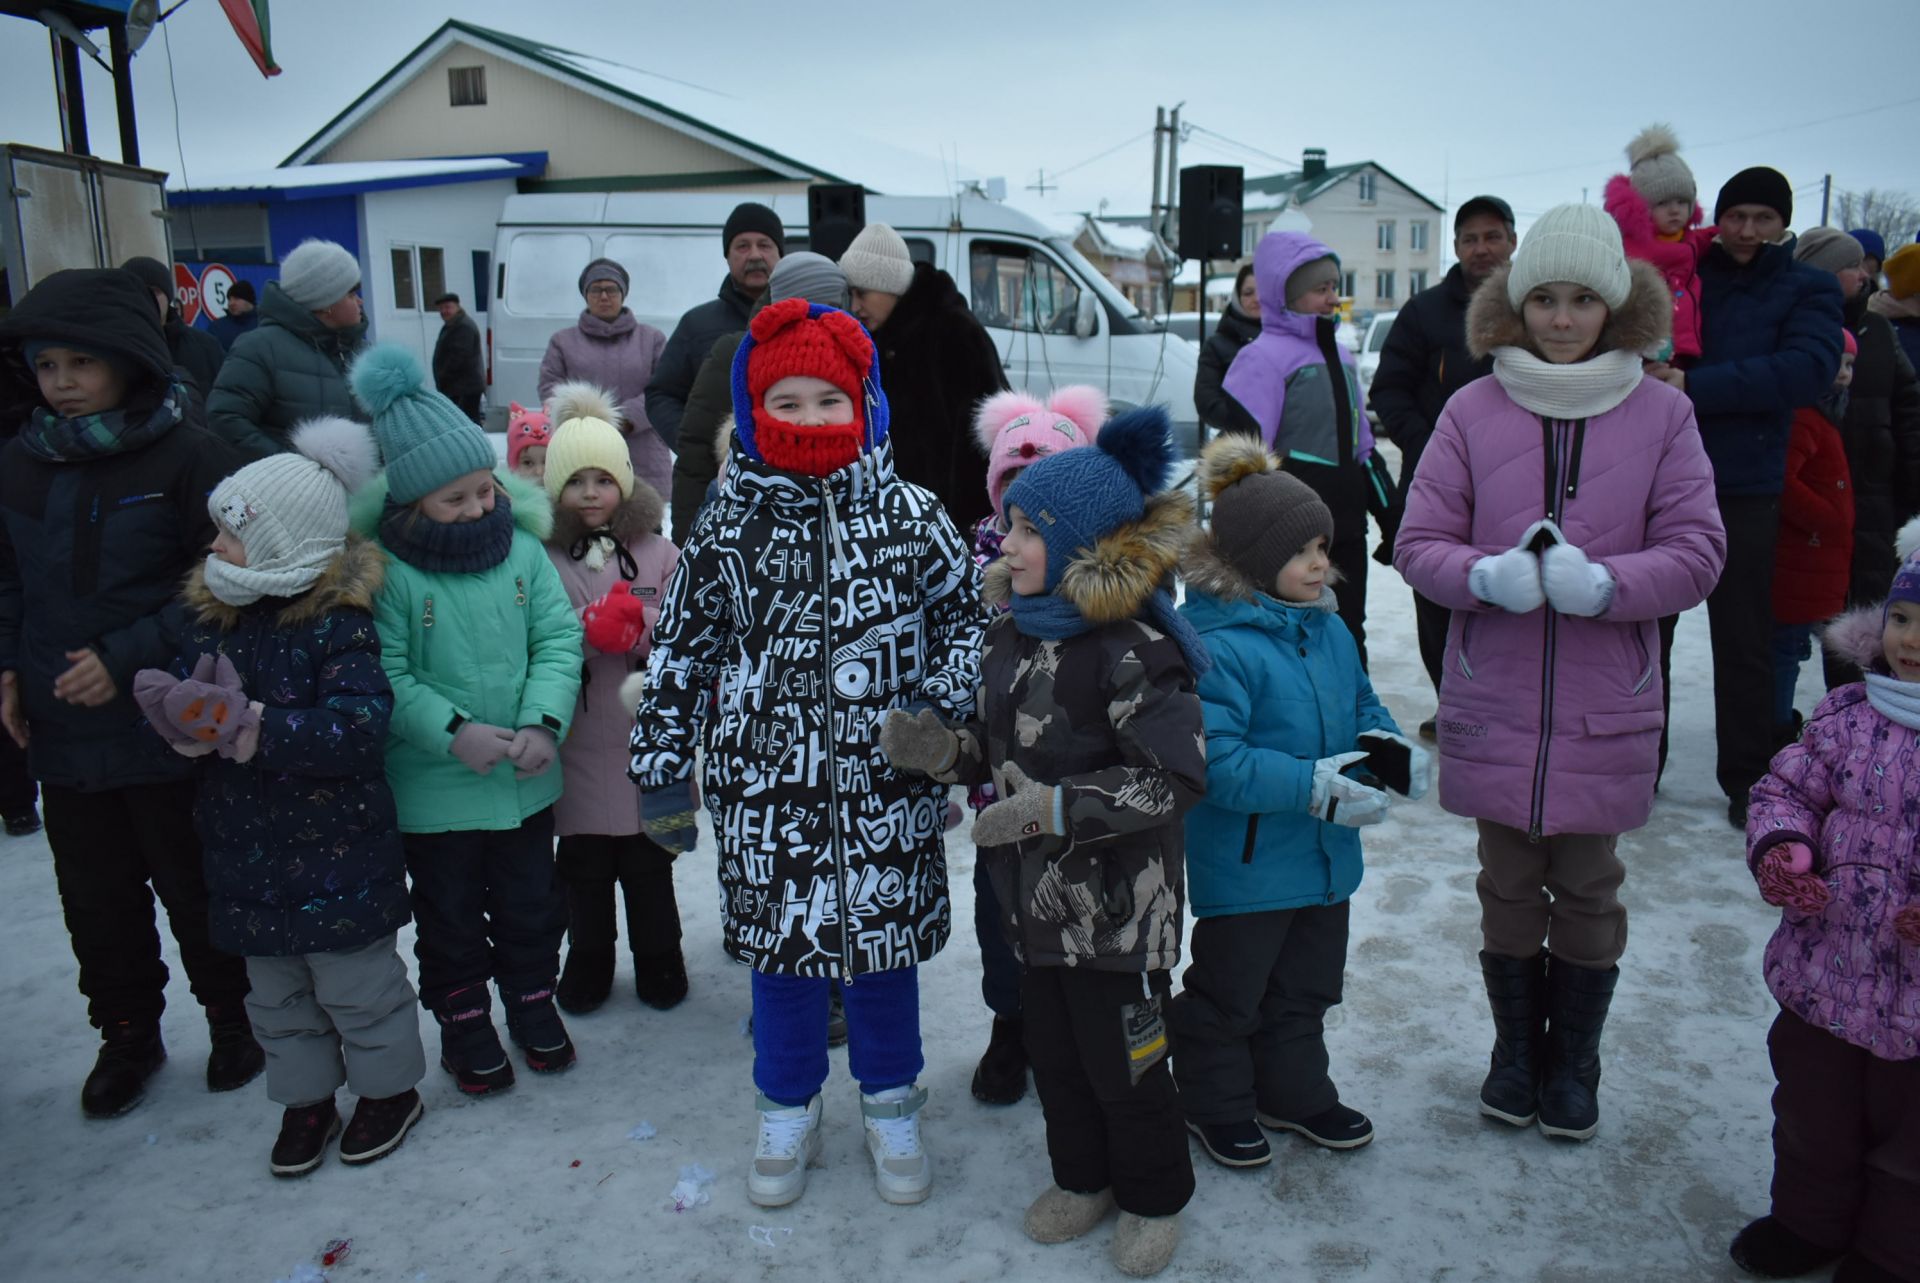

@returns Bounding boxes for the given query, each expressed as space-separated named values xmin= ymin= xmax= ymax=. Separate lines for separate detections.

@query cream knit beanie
xmin=1507 ymin=203 xmax=1632 ymax=311
xmin=838 ymin=223 xmax=915 ymax=295
xmin=543 ymin=382 xmax=635 ymax=501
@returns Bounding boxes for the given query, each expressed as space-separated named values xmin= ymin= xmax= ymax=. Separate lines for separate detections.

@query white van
xmin=489 ymin=192 xmax=1202 ymax=454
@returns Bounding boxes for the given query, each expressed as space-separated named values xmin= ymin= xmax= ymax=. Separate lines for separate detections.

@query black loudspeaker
xmin=1178 ymin=165 xmax=1244 ymax=261
xmin=809 ymin=184 xmax=867 ymax=264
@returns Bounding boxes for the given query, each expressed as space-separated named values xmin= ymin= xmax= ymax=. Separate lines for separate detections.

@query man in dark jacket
xmin=122 ymin=256 xmax=226 ymax=406
xmin=206 ymin=239 xmax=368 ymax=459
xmin=431 ymin=292 xmax=485 ymax=423
xmin=1367 ymin=195 xmax=1516 ymax=729
xmin=1793 ymin=230 xmax=1920 ymax=687
xmin=0 ymin=267 xmax=260 ymax=1119
xmin=644 ymin=202 xmax=783 ymax=457
xmin=1193 ymin=264 xmax=1262 ymax=433
xmin=1650 ymin=169 xmax=1843 ymax=825
xmin=841 ymin=223 xmax=1010 ymax=531
xmin=207 ymin=279 xmax=259 ymax=351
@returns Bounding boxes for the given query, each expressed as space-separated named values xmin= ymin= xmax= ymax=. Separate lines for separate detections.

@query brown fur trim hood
xmin=982 ymin=487 xmax=1195 ymax=620
xmin=1466 ymin=258 xmax=1672 ymax=361
xmin=546 ymin=476 xmax=667 ymax=551
xmin=184 ymin=533 xmax=385 ymax=630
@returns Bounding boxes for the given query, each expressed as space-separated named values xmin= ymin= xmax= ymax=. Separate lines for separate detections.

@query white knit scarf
xmin=1865 ymin=672 xmax=1920 ymax=731
xmin=1490 ymin=346 xmax=1647 ymax=420
xmin=202 ymin=553 xmax=326 ymax=607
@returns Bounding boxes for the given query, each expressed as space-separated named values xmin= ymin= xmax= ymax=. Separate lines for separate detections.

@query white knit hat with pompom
xmin=202 ymin=417 xmax=381 ymax=606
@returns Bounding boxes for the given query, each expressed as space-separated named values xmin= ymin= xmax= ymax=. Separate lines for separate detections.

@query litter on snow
xmin=748 ymin=1225 xmax=793 ymax=1248
xmin=667 ymin=1163 xmax=716 ymax=1212
xmin=628 ymin=1121 xmax=656 ymax=1141
xmin=318 ymin=1239 xmax=351 ymax=1268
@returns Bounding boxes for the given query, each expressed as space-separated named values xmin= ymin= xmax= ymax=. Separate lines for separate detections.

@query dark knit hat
xmin=1715 ymin=167 xmax=1793 ymax=224
xmin=1200 ymin=435 xmax=1334 ymax=592
xmin=1849 ymin=228 xmax=1886 ymax=264
xmin=227 ymin=279 xmax=256 ymax=304
xmin=351 ymin=344 xmax=498 ymax=504
xmin=578 ymin=258 xmax=628 ymax=298
xmin=1455 ymin=195 xmax=1514 ymax=232
xmin=722 ymin=202 xmax=787 ymax=256
xmin=1004 ymin=406 xmax=1174 ymax=592
xmin=121 ymin=255 xmax=173 ymax=300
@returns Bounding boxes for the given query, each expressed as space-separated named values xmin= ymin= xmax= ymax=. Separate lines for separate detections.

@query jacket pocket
xmin=1240 ymin=814 xmax=1261 ymax=864
xmin=1454 ymin=615 xmax=1476 ymax=680
xmin=1582 ymin=709 xmax=1667 ymax=737
xmin=1630 ymin=621 xmax=1656 ymax=696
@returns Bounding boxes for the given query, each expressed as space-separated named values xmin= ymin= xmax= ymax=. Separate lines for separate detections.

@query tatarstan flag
xmin=219 ymin=0 xmax=280 ymax=77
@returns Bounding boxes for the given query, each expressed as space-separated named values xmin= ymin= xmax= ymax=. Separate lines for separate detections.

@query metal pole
xmin=51 ymin=33 xmax=91 ymax=156
xmin=1165 ymin=105 xmax=1181 ymax=246
xmin=1820 ymin=175 xmax=1831 ymax=227
xmin=109 ymin=22 xmax=139 ymax=167
xmin=1150 ymin=107 xmax=1165 ymax=267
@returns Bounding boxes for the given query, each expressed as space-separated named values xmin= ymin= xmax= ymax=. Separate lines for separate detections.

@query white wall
xmin=1303 ymin=171 xmax=1441 ymax=316
xmin=361 ymin=179 xmax=518 ymax=385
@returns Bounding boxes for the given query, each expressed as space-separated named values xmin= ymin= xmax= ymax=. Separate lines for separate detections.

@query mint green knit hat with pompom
xmin=350 ymin=343 xmax=497 ymax=503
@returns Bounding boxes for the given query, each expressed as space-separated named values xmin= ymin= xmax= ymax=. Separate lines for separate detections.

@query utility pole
xmin=1150 ymin=106 xmax=1166 ymax=253
xmin=1821 ymin=174 xmax=1832 ymax=227
xmin=1165 ymin=103 xmax=1182 ymax=247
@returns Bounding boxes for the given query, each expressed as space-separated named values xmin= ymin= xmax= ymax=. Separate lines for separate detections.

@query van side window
xmin=502 ymin=233 xmax=593 ymax=316
xmin=969 ymin=241 xmax=1082 ymax=335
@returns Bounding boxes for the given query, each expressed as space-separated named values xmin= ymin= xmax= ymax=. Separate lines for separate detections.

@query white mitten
xmin=1541 ymin=542 xmax=1615 ymax=618
xmin=1468 ymin=547 xmax=1545 ymax=614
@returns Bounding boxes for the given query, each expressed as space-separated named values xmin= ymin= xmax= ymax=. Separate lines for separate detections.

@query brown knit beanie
xmin=1200 ymin=435 xmax=1334 ymax=590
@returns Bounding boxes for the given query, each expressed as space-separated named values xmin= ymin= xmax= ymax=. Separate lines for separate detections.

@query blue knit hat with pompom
xmin=350 ymin=343 xmax=496 ymax=503
xmin=1003 ymin=405 xmax=1175 ymax=592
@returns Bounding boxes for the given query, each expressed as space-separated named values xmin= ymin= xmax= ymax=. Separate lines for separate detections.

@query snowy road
xmin=0 ymin=527 xmax=1791 ymax=1282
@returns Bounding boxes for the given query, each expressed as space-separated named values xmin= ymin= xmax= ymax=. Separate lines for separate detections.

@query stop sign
xmin=174 ymin=263 xmax=201 ymax=326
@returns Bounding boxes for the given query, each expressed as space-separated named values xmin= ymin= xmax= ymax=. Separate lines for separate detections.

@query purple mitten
xmin=449 ymin=722 xmax=515 ymax=775
xmin=133 ymin=668 xmax=190 ymax=744
xmin=162 ymin=675 xmax=256 ymax=749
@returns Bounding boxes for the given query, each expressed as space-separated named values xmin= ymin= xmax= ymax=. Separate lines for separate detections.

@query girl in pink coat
xmin=538 ymin=383 xmax=684 ymax=1016
xmin=1601 ymin=125 xmax=1718 ymax=364
xmin=1728 ymin=534 xmax=1920 ymax=1283
xmin=1395 ymin=203 xmax=1726 ymax=1143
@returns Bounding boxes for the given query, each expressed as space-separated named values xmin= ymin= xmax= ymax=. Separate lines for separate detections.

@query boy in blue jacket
xmin=1170 ymin=434 xmax=1428 ymax=1169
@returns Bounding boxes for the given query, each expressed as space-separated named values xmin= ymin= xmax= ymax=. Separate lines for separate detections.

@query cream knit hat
xmin=543 ymin=382 xmax=635 ymax=501
xmin=203 ymin=418 xmax=380 ymax=606
xmin=1507 ymin=203 xmax=1632 ymax=311
xmin=838 ymin=223 xmax=915 ymax=295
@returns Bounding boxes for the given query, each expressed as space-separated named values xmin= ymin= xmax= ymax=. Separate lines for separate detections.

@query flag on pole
xmin=218 ymin=0 xmax=280 ymax=77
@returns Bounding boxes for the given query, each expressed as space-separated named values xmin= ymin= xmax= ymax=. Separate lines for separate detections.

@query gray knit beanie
xmin=578 ymin=258 xmax=629 ymax=298
xmin=1507 ymin=203 xmax=1632 ymax=310
xmin=1793 ymin=228 xmax=1866 ymax=275
xmin=768 ymin=251 xmax=850 ymax=309
xmin=839 ymin=224 xmax=916 ymax=295
xmin=1284 ymin=255 xmax=1342 ymax=306
xmin=278 ymin=239 xmax=362 ymax=310
xmin=1625 ymin=124 xmax=1697 ymax=207
xmin=203 ymin=418 xmax=380 ymax=606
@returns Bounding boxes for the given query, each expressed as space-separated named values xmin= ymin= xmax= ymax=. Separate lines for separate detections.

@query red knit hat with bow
xmin=745 ymin=297 xmax=871 ymax=476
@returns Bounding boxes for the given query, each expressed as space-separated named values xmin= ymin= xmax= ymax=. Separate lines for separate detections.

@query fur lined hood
xmin=1822 ymin=517 xmax=1920 ymax=671
xmin=184 ymin=534 xmax=384 ymax=630
xmin=983 ymin=487 xmax=1194 ymax=620
xmin=545 ymin=477 xmax=665 ymax=552
xmin=1466 ymin=258 xmax=1672 ymax=361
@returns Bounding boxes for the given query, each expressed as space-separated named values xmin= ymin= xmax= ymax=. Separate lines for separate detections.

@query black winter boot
xmin=1537 ymin=957 xmax=1619 ymax=1140
xmin=633 ymin=948 xmax=689 ymax=1010
xmin=434 ymin=984 xmax=514 ymax=1096
xmin=205 ymin=1005 xmax=265 ymax=1092
xmin=970 ymin=1017 xmax=1029 ymax=1104
xmin=1478 ymin=951 xmax=1548 ymax=1127
xmin=502 ymin=985 xmax=576 ymax=1074
xmin=620 ymin=843 xmax=687 ymax=1010
xmin=1728 ymin=1215 xmax=1845 ymax=1278
xmin=81 ymin=1021 xmax=167 ymax=1118
xmin=557 ymin=875 xmax=618 ymax=1015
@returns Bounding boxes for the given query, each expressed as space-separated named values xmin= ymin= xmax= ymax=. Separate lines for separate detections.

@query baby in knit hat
xmin=879 ymin=405 xmax=1207 ymax=1277
xmin=1170 ymin=432 xmax=1427 ymax=1178
xmin=534 ymin=382 xmax=688 ymax=1018
xmin=1602 ymin=124 xmax=1718 ymax=362
xmin=506 ymin=401 xmax=551 ymax=483
xmin=133 ymin=417 xmax=429 ymax=1176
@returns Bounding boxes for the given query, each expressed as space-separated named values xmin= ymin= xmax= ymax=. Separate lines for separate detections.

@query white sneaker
xmin=747 ymin=1093 xmax=823 ymax=1208
xmin=861 ymin=1084 xmax=931 ymax=1205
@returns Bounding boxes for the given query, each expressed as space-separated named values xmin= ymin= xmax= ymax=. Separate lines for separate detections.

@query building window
xmin=1375 ymin=271 xmax=1395 ymax=301
xmin=1357 ymin=172 xmax=1376 ymax=202
xmin=1409 ymin=269 xmax=1429 ymax=293
xmin=1340 ymin=271 xmax=1356 ymax=297
xmin=419 ymin=246 xmax=447 ymax=303
xmin=391 ymin=248 xmax=417 ymax=310
xmin=1410 ymin=220 xmax=1429 ymax=252
xmin=448 ymin=66 xmax=486 ymax=107
xmin=165 ymin=203 xmax=272 ymax=265
xmin=1377 ymin=221 xmax=1395 ymax=252
xmin=1242 ymin=222 xmax=1257 ymax=257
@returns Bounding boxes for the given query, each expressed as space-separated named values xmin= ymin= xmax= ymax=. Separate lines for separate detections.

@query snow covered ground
xmin=1 ymin=511 xmax=1803 ymax=1282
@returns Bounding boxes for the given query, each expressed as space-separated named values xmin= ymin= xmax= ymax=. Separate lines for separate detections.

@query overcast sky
xmin=4 ymin=0 xmax=1916 ymax=240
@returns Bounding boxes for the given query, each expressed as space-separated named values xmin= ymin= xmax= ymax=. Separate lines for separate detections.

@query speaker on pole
xmin=808 ymin=183 xmax=868 ymax=263
xmin=1177 ymin=165 xmax=1243 ymax=262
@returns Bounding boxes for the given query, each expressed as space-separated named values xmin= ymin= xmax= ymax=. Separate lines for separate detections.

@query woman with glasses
xmin=538 ymin=259 xmax=672 ymax=502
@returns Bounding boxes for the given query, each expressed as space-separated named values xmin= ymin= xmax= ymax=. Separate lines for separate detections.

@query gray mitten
xmin=878 ymin=707 xmax=959 ymax=776
xmin=971 ymin=785 xmax=1065 ymax=846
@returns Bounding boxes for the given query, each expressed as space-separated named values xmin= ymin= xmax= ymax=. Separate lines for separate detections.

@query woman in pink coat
xmin=538 ymin=259 xmax=672 ymax=500
xmin=538 ymin=383 xmax=684 ymax=1016
xmin=1395 ymin=204 xmax=1726 ymax=1143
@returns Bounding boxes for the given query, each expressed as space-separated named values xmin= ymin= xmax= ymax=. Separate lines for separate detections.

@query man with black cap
xmin=121 ymin=256 xmax=227 ymax=405
xmin=644 ymin=201 xmax=785 ymax=458
xmin=1646 ymin=167 xmax=1844 ymax=827
xmin=431 ymin=291 xmax=485 ymax=424
xmin=1367 ymin=195 xmax=1516 ymax=736
xmin=207 ymin=280 xmax=258 ymax=351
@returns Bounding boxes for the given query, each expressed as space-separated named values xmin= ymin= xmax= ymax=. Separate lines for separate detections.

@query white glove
xmin=1357 ymin=730 xmax=1431 ymax=801
xmin=1308 ymin=751 xmax=1390 ymax=827
xmin=1541 ymin=542 xmax=1615 ymax=618
xmin=1468 ymin=546 xmax=1545 ymax=614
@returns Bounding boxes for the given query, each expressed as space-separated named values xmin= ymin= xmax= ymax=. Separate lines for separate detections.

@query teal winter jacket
xmin=1178 ymin=536 xmax=1398 ymax=918
xmin=351 ymin=470 xmax=582 ymax=833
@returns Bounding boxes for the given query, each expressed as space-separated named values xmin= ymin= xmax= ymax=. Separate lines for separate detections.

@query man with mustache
xmin=645 ymin=202 xmax=785 ymax=461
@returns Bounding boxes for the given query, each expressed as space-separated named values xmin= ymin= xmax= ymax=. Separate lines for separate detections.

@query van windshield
xmin=1046 ymin=238 xmax=1143 ymax=320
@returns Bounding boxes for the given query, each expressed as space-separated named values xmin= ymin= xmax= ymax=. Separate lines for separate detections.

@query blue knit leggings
xmin=752 ymin=966 xmax=923 ymax=1106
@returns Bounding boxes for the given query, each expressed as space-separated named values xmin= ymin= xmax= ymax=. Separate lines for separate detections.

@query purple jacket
xmin=1394 ymin=263 xmax=1725 ymax=837
xmin=1221 ymin=231 xmax=1374 ymax=463
xmin=1747 ymin=607 xmax=1920 ymax=1060
xmin=538 ymin=310 xmax=671 ymax=499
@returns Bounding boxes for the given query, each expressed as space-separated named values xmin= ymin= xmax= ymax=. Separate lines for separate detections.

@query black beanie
xmin=1714 ymin=167 xmax=1793 ymax=224
xmin=722 ymin=202 xmax=786 ymax=257
xmin=121 ymin=255 xmax=173 ymax=299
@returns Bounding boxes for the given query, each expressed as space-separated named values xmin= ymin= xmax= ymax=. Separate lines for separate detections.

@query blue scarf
xmin=1009 ymin=586 xmax=1212 ymax=677
xmin=19 ymin=381 xmax=186 ymax=462
xmin=379 ymin=491 xmax=516 ymax=574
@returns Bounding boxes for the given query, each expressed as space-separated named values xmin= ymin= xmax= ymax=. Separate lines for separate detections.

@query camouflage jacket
xmin=940 ymin=489 xmax=1206 ymax=972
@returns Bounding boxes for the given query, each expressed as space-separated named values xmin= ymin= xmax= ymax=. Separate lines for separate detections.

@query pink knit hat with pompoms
xmin=973 ymin=385 xmax=1108 ymax=524
xmin=506 ymin=401 xmax=551 ymax=470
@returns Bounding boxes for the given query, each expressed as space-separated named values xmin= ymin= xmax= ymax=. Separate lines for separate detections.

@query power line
xmin=1050 ymin=129 xmax=1153 ymax=181
xmin=1186 ymin=124 xmax=1299 ymax=170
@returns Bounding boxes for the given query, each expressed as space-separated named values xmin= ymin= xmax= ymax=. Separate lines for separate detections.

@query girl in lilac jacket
xmin=1727 ymin=540 xmax=1920 ymax=1283
xmin=1395 ymin=204 xmax=1726 ymax=1143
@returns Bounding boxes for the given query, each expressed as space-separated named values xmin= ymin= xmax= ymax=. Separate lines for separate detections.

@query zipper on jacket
xmin=1240 ymin=814 xmax=1261 ymax=864
xmin=74 ymin=490 xmax=103 ymax=598
xmin=514 ymin=576 xmax=527 ymax=606
xmin=1527 ymin=415 xmax=1585 ymax=841
xmin=818 ymin=480 xmax=854 ymax=980
xmin=422 ymin=595 xmax=435 ymax=628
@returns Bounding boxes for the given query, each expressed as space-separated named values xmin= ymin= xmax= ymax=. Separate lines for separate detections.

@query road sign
xmin=199 ymin=263 xmax=235 ymax=321
xmin=174 ymin=262 xmax=201 ymax=326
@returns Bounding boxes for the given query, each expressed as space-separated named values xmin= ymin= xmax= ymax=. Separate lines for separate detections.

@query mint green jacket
xmin=352 ymin=472 xmax=582 ymax=833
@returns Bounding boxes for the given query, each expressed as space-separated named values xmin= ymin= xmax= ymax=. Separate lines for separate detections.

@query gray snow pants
xmin=1475 ymin=820 xmax=1626 ymax=970
xmin=244 ymin=933 xmax=425 ymax=1106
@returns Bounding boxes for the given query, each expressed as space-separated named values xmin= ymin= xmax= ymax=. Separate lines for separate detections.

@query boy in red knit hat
xmin=631 ymin=299 xmax=988 ymax=1209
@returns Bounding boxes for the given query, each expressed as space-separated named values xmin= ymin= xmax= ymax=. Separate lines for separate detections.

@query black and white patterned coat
xmin=631 ymin=435 xmax=987 ymax=977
